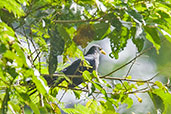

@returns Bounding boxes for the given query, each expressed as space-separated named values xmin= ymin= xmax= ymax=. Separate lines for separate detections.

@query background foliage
xmin=0 ymin=0 xmax=171 ymax=113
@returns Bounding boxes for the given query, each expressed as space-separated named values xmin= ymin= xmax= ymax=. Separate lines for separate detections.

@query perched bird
xmin=44 ymin=45 xmax=106 ymax=88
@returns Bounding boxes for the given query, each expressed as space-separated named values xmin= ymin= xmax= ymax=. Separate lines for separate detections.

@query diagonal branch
xmin=125 ymin=54 xmax=137 ymax=78
xmin=100 ymin=46 xmax=154 ymax=78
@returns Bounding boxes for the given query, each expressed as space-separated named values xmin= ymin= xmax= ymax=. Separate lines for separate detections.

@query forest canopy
xmin=0 ymin=0 xmax=171 ymax=114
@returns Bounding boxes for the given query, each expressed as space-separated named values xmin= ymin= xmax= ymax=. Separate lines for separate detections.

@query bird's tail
xmin=25 ymin=73 xmax=65 ymax=96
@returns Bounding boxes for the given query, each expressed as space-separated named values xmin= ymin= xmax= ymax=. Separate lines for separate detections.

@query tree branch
xmin=55 ymin=85 xmax=153 ymax=95
xmin=53 ymin=18 xmax=105 ymax=23
xmin=125 ymin=54 xmax=137 ymax=78
xmin=41 ymin=73 xmax=159 ymax=84
xmin=100 ymin=46 xmax=154 ymax=78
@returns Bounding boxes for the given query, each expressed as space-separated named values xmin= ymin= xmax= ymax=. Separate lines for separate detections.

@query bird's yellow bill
xmin=100 ymin=49 xmax=106 ymax=55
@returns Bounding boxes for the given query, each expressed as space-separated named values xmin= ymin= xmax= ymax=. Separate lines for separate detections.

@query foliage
xmin=0 ymin=0 xmax=171 ymax=114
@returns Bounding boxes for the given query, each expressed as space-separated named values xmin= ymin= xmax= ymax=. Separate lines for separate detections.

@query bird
xmin=43 ymin=45 xmax=106 ymax=88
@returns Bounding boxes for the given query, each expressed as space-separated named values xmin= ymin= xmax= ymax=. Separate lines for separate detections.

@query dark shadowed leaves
xmin=149 ymin=92 xmax=164 ymax=113
xmin=93 ymin=23 xmax=110 ymax=40
xmin=48 ymin=25 xmax=65 ymax=74
xmin=149 ymin=88 xmax=171 ymax=114
xmin=109 ymin=27 xmax=130 ymax=59
xmin=131 ymin=26 xmax=145 ymax=52
xmin=125 ymin=8 xmax=144 ymax=24
xmin=2 ymin=88 xmax=10 ymax=114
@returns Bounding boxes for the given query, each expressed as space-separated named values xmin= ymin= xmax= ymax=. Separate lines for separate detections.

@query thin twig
xmin=146 ymin=73 xmax=159 ymax=81
xmin=57 ymin=90 xmax=67 ymax=105
xmin=53 ymin=18 xmax=105 ymax=23
xmin=100 ymin=46 xmax=154 ymax=78
xmin=125 ymin=54 xmax=137 ymax=78
xmin=33 ymin=51 xmax=41 ymax=63
xmin=126 ymin=89 xmax=151 ymax=94
xmin=101 ymin=76 xmax=154 ymax=84
xmin=41 ymin=73 xmax=157 ymax=84
xmin=56 ymin=85 xmax=155 ymax=95
xmin=119 ymin=80 xmax=128 ymax=91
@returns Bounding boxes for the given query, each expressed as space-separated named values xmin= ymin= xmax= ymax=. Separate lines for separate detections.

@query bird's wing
xmin=61 ymin=59 xmax=82 ymax=75
xmin=44 ymin=57 xmax=96 ymax=88
xmin=44 ymin=59 xmax=82 ymax=86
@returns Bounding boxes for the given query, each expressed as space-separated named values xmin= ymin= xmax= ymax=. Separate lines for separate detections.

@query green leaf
xmin=12 ymin=43 xmax=27 ymax=67
xmin=48 ymin=50 xmax=58 ymax=75
xmin=0 ymin=0 xmax=26 ymax=17
xmin=149 ymin=92 xmax=164 ymax=113
xmin=0 ymin=43 xmax=7 ymax=54
xmin=131 ymin=25 xmax=145 ymax=52
xmin=3 ymin=50 xmax=17 ymax=61
xmin=32 ymin=76 xmax=48 ymax=96
xmin=2 ymin=88 xmax=10 ymax=113
xmin=50 ymin=87 xmax=59 ymax=97
xmin=7 ymin=67 xmax=18 ymax=78
xmin=109 ymin=27 xmax=130 ymax=59
xmin=73 ymin=90 xmax=82 ymax=99
xmin=82 ymin=70 xmax=91 ymax=81
xmin=126 ymin=8 xmax=144 ymax=23
xmin=122 ymin=97 xmax=133 ymax=109
xmin=159 ymin=28 xmax=171 ymax=43
xmin=108 ymin=14 xmax=122 ymax=32
xmin=93 ymin=23 xmax=110 ymax=40
xmin=149 ymin=88 xmax=171 ymax=114
xmin=156 ymin=9 xmax=170 ymax=18
xmin=62 ymin=42 xmax=84 ymax=63
xmin=57 ymin=25 xmax=72 ymax=46
xmin=154 ymin=81 xmax=167 ymax=91
xmin=63 ymin=104 xmax=90 ymax=114
xmin=92 ymin=82 xmax=107 ymax=98
xmin=88 ymin=83 xmax=95 ymax=97
xmin=16 ymin=91 xmax=40 ymax=114
xmin=144 ymin=26 xmax=161 ymax=53
xmin=100 ymin=99 xmax=117 ymax=113
xmin=9 ymin=101 xmax=21 ymax=113
xmin=29 ymin=101 xmax=40 ymax=114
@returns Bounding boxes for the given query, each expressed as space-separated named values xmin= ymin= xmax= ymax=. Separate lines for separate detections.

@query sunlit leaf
xmin=82 ymin=70 xmax=91 ymax=81
xmin=32 ymin=76 xmax=48 ymax=96
xmin=144 ymin=26 xmax=161 ymax=53
xmin=122 ymin=97 xmax=133 ymax=109
xmin=73 ymin=90 xmax=82 ymax=99
xmin=149 ymin=88 xmax=171 ymax=114
xmin=93 ymin=82 xmax=107 ymax=98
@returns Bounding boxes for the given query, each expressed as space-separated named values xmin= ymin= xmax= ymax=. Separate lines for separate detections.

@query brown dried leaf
xmin=73 ymin=24 xmax=95 ymax=48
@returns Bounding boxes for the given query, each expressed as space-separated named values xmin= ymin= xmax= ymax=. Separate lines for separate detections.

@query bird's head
xmin=85 ymin=45 xmax=106 ymax=56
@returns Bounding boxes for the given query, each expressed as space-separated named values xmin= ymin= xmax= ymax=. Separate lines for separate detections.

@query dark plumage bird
xmin=44 ymin=45 xmax=106 ymax=88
